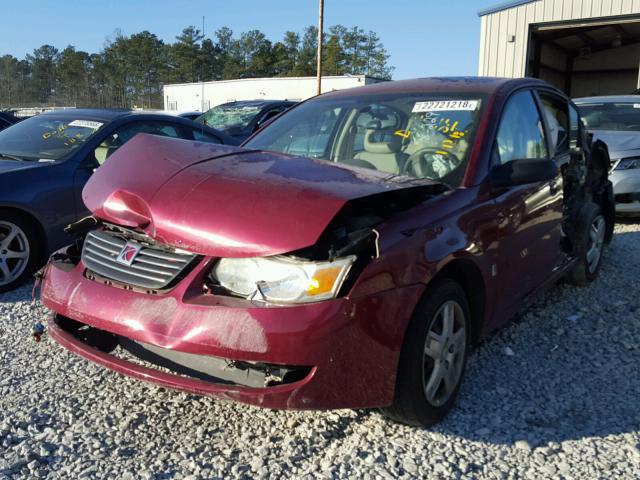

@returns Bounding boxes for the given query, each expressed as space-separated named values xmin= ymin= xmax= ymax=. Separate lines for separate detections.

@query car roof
xmin=319 ymin=76 xmax=553 ymax=99
xmin=39 ymin=108 xmax=134 ymax=121
xmin=217 ymin=100 xmax=296 ymax=108
xmin=574 ymin=95 xmax=640 ymax=104
xmin=36 ymin=108 xmax=239 ymax=145
xmin=38 ymin=108 xmax=215 ymax=123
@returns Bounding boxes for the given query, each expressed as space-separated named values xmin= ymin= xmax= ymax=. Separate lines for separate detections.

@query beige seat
xmin=93 ymin=136 xmax=121 ymax=166
xmin=354 ymin=129 xmax=406 ymax=174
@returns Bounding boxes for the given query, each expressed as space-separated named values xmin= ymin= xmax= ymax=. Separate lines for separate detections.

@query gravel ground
xmin=1 ymin=221 xmax=639 ymax=480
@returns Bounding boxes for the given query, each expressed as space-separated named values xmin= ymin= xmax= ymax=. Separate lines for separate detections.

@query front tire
xmin=0 ymin=212 xmax=40 ymax=293
xmin=381 ymin=279 xmax=471 ymax=427
xmin=566 ymin=203 xmax=605 ymax=287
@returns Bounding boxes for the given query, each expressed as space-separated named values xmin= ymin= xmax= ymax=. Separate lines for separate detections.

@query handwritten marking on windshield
xmin=394 ymin=129 xmax=411 ymax=139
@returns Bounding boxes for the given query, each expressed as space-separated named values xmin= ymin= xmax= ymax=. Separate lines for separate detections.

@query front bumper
xmin=610 ymin=169 xmax=640 ymax=215
xmin=41 ymin=255 xmax=423 ymax=410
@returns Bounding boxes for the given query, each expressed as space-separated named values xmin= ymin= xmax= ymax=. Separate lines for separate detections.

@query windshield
xmin=0 ymin=115 xmax=104 ymax=161
xmin=197 ymin=104 xmax=261 ymax=130
xmin=578 ymin=102 xmax=640 ymax=131
xmin=244 ymin=94 xmax=485 ymax=186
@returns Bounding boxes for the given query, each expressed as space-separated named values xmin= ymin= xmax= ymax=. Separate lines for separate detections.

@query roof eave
xmin=478 ymin=0 xmax=538 ymax=17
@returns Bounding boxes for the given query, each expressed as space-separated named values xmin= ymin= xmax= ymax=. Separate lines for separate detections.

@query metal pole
xmin=316 ymin=0 xmax=324 ymax=96
xmin=201 ymin=15 xmax=205 ymax=112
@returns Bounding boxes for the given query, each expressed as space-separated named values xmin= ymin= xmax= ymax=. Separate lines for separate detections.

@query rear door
xmin=492 ymin=89 xmax=565 ymax=305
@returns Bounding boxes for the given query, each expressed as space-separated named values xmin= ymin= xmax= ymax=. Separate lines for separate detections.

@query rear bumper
xmin=41 ymin=256 xmax=423 ymax=410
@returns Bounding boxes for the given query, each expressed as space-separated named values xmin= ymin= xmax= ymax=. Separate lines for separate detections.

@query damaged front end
xmin=52 ymin=314 xmax=311 ymax=388
xmin=205 ymin=185 xmax=445 ymax=304
xmin=39 ymin=135 xmax=444 ymax=408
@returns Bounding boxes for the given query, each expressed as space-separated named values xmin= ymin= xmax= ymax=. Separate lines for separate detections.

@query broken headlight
xmin=615 ymin=157 xmax=640 ymax=170
xmin=209 ymin=255 xmax=356 ymax=304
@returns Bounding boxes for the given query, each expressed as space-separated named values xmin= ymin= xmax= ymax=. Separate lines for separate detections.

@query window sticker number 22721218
xmin=412 ymin=100 xmax=479 ymax=113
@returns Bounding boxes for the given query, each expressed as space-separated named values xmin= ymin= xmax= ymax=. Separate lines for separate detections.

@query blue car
xmin=0 ymin=109 xmax=237 ymax=292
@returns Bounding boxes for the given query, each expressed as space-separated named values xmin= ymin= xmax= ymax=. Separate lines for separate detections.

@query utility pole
xmin=316 ymin=0 xmax=324 ymax=96
xmin=201 ymin=15 xmax=205 ymax=112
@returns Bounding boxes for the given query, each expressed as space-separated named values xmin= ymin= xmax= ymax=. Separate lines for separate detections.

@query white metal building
xmin=163 ymin=75 xmax=384 ymax=112
xmin=478 ymin=0 xmax=640 ymax=96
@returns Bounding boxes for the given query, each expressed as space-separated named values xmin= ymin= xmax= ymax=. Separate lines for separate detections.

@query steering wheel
xmin=402 ymin=147 xmax=461 ymax=179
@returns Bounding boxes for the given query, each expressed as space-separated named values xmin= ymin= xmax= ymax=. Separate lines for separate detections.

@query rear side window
xmin=93 ymin=121 xmax=183 ymax=166
xmin=494 ymin=90 xmax=548 ymax=165
xmin=114 ymin=121 xmax=182 ymax=144
xmin=539 ymin=93 xmax=569 ymax=157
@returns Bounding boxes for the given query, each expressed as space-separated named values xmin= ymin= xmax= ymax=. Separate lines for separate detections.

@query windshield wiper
xmin=0 ymin=153 xmax=26 ymax=161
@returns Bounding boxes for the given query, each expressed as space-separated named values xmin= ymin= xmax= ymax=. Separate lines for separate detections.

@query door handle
xmin=548 ymin=180 xmax=560 ymax=195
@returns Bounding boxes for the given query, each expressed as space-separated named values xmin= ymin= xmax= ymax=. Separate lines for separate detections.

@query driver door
xmin=492 ymin=89 xmax=564 ymax=307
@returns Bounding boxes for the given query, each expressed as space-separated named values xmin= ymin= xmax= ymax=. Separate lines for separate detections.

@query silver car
xmin=575 ymin=96 xmax=640 ymax=216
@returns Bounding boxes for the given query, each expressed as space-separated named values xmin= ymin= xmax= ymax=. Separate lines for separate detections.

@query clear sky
xmin=0 ymin=0 xmax=493 ymax=79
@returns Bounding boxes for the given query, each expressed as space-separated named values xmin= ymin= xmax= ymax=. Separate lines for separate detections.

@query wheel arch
xmin=0 ymin=205 xmax=49 ymax=263
xmin=427 ymin=257 xmax=487 ymax=343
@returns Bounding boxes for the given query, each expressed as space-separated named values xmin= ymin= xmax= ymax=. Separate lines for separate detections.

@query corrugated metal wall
xmin=479 ymin=0 xmax=640 ymax=77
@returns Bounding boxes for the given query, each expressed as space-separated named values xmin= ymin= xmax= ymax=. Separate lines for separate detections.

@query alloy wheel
xmin=586 ymin=215 xmax=605 ymax=274
xmin=0 ymin=221 xmax=30 ymax=287
xmin=422 ymin=300 xmax=467 ymax=407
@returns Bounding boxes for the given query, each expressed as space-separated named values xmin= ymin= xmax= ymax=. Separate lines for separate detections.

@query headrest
xmin=363 ymin=129 xmax=401 ymax=154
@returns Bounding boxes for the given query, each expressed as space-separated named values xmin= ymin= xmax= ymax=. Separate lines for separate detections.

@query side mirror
xmin=490 ymin=158 xmax=558 ymax=188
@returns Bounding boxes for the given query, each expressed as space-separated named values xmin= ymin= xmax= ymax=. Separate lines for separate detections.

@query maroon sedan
xmin=40 ymin=77 xmax=614 ymax=426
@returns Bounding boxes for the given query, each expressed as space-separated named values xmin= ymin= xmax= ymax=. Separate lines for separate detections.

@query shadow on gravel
xmin=3 ymin=227 xmax=638 ymax=453
xmin=614 ymin=217 xmax=640 ymax=225
xmin=434 ymin=226 xmax=640 ymax=446
xmin=0 ymin=282 xmax=34 ymax=304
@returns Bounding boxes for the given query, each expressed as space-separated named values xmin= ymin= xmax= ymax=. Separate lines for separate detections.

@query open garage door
xmin=527 ymin=16 xmax=640 ymax=97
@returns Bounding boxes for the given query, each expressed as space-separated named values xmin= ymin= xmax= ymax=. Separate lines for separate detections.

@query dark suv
xmin=196 ymin=100 xmax=296 ymax=142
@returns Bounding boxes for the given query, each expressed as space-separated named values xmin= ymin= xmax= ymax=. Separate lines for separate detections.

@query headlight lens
xmin=210 ymin=255 xmax=356 ymax=304
xmin=615 ymin=157 xmax=640 ymax=170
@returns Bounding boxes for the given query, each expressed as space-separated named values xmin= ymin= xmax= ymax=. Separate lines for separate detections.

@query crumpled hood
xmin=591 ymin=130 xmax=640 ymax=159
xmin=83 ymin=134 xmax=437 ymax=258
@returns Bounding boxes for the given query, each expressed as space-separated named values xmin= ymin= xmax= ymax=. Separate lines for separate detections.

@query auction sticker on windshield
xmin=68 ymin=120 xmax=103 ymax=130
xmin=413 ymin=100 xmax=479 ymax=112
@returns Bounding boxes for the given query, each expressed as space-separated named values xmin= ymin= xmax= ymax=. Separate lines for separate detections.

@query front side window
xmin=494 ymin=90 xmax=548 ymax=165
xmin=0 ymin=116 xmax=104 ymax=161
xmin=245 ymin=94 xmax=485 ymax=186
xmin=257 ymin=107 xmax=286 ymax=125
